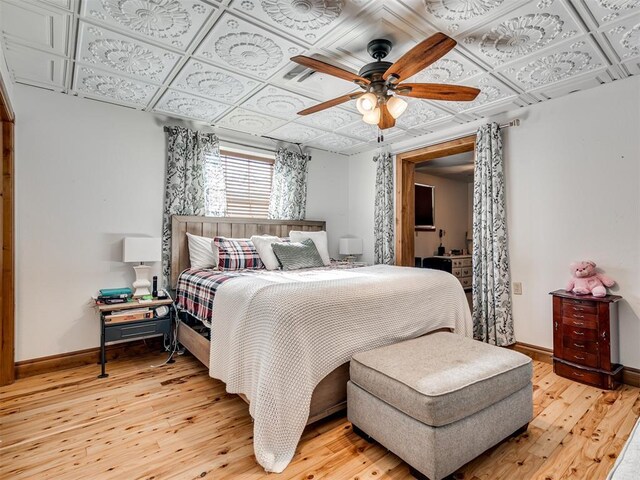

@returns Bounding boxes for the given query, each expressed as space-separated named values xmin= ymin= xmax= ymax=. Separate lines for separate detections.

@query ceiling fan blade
xmin=383 ymin=33 xmax=457 ymax=83
xmin=378 ymin=104 xmax=396 ymax=130
xmin=298 ymin=93 xmax=363 ymax=116
xmin=396 ymin=83 xmax=481 ymax=101
xmin=291 ymin=55 xmax=370 ymax=84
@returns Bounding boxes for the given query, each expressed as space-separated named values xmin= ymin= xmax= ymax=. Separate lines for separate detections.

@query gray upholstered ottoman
xmin=347 ymin=332 xmax=533 ymax=480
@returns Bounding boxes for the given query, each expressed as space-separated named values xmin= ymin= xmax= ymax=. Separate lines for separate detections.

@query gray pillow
xmin=272 ymin=238 xmax=325 ymax=271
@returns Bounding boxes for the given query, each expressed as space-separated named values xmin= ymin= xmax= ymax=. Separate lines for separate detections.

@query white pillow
xmin=250 ymin=235 xmax=283 ymax=271
xmin=289 ymin=230 xmax=330 ymax=266
xmin=186 ymin=232 xmax=218 ymax=269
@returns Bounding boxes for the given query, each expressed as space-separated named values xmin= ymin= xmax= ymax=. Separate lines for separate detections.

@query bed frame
xmin=171 ymin=215 xmax=350 ymax=424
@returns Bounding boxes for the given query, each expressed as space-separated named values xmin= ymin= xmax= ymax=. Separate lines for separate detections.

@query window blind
xmin=220 ymin=150 xmax=274 ymax=218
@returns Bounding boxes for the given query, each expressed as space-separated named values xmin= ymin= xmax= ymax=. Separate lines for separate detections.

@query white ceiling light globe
xmin=356 ymin=92 xmax=377 ymax=114
xmin=362 ymin=107 xmax=381 ymax=125
xmin=387 ymin=96 xmax=408 ymax=119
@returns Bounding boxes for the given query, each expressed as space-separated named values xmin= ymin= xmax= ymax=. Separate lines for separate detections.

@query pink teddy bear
xmin=565 ymin=261 xmax=615 ymax=297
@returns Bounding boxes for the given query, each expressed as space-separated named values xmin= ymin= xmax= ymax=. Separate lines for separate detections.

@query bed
xmin=170 ymin=215 xmax=473 ymax=472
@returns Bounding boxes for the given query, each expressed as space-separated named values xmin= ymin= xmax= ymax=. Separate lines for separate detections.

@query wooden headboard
xmin=170 ymin=215 xmax=326 ymax=286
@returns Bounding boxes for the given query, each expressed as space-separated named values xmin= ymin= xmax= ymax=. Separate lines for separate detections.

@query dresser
xmin=550 ymin=290 xmax=623 ymax=390
xmin=422 ymin=255 xmax=472 ymax=291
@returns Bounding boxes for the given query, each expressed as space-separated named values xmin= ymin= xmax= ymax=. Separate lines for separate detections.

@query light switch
xmin=513 ymin=282 xmax=522 ymax=295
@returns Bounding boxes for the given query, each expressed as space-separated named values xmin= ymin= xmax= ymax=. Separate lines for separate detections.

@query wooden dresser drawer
xmin=459 ymin=276 xmax=471 ymax=288
xmin=563 ymin=336 xmax=598 ymax=352
xmin=452 ymin=268 xmax=462 ymax=278
xmin=562 ymin=313 xmax=597 ymax=329
xmin=561 ymin=347 xmax=599 ymax=368
xmin=554 ymin=362 xmax=604 ymax=388
xmin=461 ymin=258 xmax=472 ymax=267
xmin=563 ymin=301 xmax=597 ymax=316
xmin=563 ymin=325 xmax=598 ymax=342
xmin=461 ymin=267 xmax=471 ymax=277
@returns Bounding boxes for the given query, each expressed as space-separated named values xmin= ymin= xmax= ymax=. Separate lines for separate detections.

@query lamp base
xmin=132 ymin=264 xmax=152 ymax=297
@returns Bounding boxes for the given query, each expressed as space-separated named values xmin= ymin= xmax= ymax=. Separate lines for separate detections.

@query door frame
xmin=0 ymin=74 xmax=15 ymax=386
xmin=395 ymin=135 xmax=475 ymax=266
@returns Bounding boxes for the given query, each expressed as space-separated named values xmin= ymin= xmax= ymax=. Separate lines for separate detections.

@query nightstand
xmin=550 ymin=290 xmax=623 ymax=389
xmin=95 ymin=297 xmax=174 ymax=378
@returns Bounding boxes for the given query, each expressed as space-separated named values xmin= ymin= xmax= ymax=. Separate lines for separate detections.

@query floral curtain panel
xmin=374 ymin=152 xmax=394 ymax=265
xmin=268 ymin=148 xmax=310 ymax=220
xmin=472 ymin=122 xmax=515 ymax=346
xmin=162 ymin=126 xmax=223 ymax=286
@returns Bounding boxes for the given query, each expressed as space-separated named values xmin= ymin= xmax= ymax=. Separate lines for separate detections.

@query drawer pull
xmin=573 ymin=314 xmax=585 ymax=319
xmin=572 ymin=372 xmax=584 ymax=377
xmin=573 ymin=330 xmax=585 ymax=336
xmin=574 ymin=355 xmax=586 ymax=360
xmin=573 ymin=321 xmax=584 ymax=326
xmin=573 ymin=343 xmax=585 ymax=349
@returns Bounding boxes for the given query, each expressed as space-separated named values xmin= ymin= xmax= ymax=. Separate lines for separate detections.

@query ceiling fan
xmin=291 ymin=33 xmax=480 ymax=130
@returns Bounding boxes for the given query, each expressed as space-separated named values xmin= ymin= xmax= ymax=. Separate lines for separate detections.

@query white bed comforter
xmin=209 ymin=264 xmax=473 ymax=472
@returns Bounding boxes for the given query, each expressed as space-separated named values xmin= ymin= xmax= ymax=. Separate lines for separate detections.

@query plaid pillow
xmin=213 ymin=237 xmax=264 ymax=271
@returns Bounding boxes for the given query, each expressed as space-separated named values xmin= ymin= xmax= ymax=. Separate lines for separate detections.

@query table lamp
xmin=123 ymin=237 xmax=161 ymax=297
xmin=339 ymin=237 xmax=363 ymax=263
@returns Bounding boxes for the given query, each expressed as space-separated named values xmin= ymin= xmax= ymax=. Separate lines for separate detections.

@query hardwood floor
xmin=1 ymin=353 xmax=638 ymax=480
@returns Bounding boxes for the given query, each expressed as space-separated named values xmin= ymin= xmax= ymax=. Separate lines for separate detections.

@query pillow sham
xmin=214 ymin=237 xmax=264 ymax=271
xmin=250 ymin=235 xmax=284 ymax=271
xmin=272 ymin=238 xmax=324 ymax=271
xmin=289 ymin=230 xmax=330 ymax=266
xmin=186 ymin=232 xmax=218 ymax=269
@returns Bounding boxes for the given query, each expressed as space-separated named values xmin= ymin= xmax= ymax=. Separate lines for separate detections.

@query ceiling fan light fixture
xmin=356 ymin=92 xmax=378 ymax=114
xmin=363 ymin=107 xmax=381 ymax=125
xmin=386 ymin=96 xmax=408 ymax=119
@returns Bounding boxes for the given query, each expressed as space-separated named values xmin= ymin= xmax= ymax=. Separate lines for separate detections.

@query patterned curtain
xmin=374 ymin=152 xmax=394 ymax=265
xmin=162 ymin=126 xmax=223 ymax=286
xmin=268 ymin=148 xmax=310 ymax=220
xmin=472 ymin=123 xmax=515 ymax=346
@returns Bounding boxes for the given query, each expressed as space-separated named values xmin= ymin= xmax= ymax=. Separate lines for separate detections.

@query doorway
xmin=394 ymin=135 xmax=475 ymax=266
xmin=0 ymin=78 xmax=15 ymax=386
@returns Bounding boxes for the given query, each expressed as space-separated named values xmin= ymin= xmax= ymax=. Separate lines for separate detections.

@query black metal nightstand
xmin=95 ymin=297 xmax=174 ymax=378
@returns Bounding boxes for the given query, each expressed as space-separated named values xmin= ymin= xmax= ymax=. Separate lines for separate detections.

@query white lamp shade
xmin=123 ymin=237 xmax=162 ymax=263
xmin=387 ymin=96 xmax=408 ymax=119
xmin=356 ymin=92 xmax=377 ymax=114
xmin=339 ymin=237 xmax=363 ymax=255
xmin=363 ymin=107 xmax=381 ymax=125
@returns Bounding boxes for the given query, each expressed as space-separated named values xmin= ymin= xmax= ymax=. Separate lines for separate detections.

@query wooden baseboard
xmin=512 ymin=342 xmax=640 ymax=388
xmin=15 ymin=337 xmax=164 ymax=379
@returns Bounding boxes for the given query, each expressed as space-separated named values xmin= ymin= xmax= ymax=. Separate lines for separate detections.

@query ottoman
xmin=347 ymin=332 xmax=533 ymax=480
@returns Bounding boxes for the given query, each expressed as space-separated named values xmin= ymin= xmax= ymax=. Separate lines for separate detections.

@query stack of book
xmin=104 ymin=308 xmax=153 ymax=324
xmin=96 ymin=287 xmax=133 ymax=305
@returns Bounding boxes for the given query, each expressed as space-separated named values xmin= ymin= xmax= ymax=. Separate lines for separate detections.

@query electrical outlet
xmin=513 ymin=282 xmax=522 ymax=295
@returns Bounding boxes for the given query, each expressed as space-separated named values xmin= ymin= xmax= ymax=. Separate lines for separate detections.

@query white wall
xmin=14 ymin=85 xmax=348 ymax=361
xmin=346 ymin=75 xmax=640 ymax=369
xmin=414 ymin=172 xmax=470 ymax=259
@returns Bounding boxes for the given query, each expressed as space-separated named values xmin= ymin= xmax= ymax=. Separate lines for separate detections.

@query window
xmin=219 ymin=149 xmax=274 ymax=218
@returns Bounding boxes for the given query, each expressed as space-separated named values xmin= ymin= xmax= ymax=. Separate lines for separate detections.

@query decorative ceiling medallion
xmin=596 ymin=0 xmax=640 ymax=11
xmin=256 ymin=94 xmax=306 ymax=115
xmin=217 ymin=108 xmax=287 ymax=134
xmin=155 ymin=91 xmax=229 ymax=122
xmin=214 ymin=33 xmax=283 ymax=71
xmin=269 ymin=123 xmax=326 ymax=142
xmin=184 ymin=71 xmax=245 ymax=100
xmin=414 ymin=59 xmax=465 ymax=83
xmin=101 ymin=0 xmax=192 ymax=39
xmin=480 ymin=14 xmax=564 ymax=61
xmin=621 ymin=24 xmax=640 ymax=54
xmin=298 ymin=109 xmax=358 ymax=130
xmin=88 ymin=39 xmax=164 ymax=80
xmin=310 ymin=133 xmax=360 ymax=150
xmin=516 ymin=51 xmax=592 ymax=87
xmin=424 ymin=0 xmax=505 ymax=22
xmin=260 ymin=0 xmax=343 ymax=31
xmin=396 ymin=101 xmax=443 ymax=129
xmin=80 ymin=75 xmax=153 ymax=104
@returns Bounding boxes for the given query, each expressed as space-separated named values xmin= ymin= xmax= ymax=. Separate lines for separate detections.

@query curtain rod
xmin=162 ymin=126 xmax=301 ymax=155
xmin=418 ymin=119 xmax=521 ymax=147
